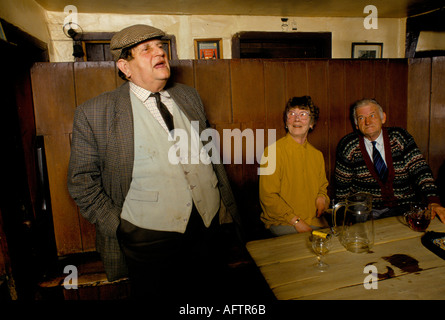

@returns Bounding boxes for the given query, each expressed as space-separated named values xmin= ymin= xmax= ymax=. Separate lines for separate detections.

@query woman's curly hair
xmin=283 ymin=96 xmax=319 ymax=132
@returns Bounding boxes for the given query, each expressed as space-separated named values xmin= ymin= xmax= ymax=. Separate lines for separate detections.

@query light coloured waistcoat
xmin=120 ymin=92 xmax=220 ymax=232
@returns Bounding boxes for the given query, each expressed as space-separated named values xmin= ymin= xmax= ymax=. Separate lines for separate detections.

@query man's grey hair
xmin=352 ymin=98 xmax=384 ymax=125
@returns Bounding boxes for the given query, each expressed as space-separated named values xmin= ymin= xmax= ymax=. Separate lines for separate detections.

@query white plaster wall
xmin=45 ymin=11 xmax=406 ymax=62
xmin=0 ymin=0 xmax=50 ymax=45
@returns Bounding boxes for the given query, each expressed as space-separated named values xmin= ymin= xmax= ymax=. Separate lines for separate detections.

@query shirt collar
xmin=129 ymin=82 xmax=170 ymax=102
xmin=364 ymin=130 xmax=384 ymax=147
xmin=286 ymin=133 xmax=308 ymax=148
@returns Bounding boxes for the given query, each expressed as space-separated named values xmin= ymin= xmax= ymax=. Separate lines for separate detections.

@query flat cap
xmin=110 ymin=24 xmax=165 ymax=61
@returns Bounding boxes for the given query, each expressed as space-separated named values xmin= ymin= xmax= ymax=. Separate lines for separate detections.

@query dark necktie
xmin=151 ymin=92 xmax=174 ymax=132
xmin=372 ymin=141 xmax=387 ymax=181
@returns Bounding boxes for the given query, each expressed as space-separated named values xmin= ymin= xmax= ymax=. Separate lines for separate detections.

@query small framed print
xmin=161 ymin=39 xmax=172 ymax=60
xmin=351 ymin=42 xmax=383 ymax=59
xmin=194 ymin=38 xmax=223 ymax=59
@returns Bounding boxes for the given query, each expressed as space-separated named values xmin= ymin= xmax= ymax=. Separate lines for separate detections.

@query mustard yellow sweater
xmin=260 ymin=134 xmax=329 ymax=228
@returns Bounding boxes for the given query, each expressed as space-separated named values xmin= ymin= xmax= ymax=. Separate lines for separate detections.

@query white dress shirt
xmin=363 ymin=131 xmax=387 ymax=165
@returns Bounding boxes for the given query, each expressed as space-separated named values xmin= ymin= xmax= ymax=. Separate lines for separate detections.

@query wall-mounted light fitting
xmin=281 ymin=18 xmax=289 ymax=31
xmin=62 ymin=22 xmax=84 ymax=58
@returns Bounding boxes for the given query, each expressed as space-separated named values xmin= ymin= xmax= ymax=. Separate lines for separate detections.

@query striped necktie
xmin=372 ymin=141 xmax=387 ymax=181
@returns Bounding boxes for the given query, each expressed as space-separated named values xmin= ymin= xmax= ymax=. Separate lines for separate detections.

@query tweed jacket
xmin=67 ymin=81 xmax=240 ymax=281
xmin=334 ymin=127 xmax=440 ymax=209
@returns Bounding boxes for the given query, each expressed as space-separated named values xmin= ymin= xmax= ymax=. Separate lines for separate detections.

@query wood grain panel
xmin=263 ymin=60 xmax=286 ymax=137
xmin=74 ymin=61 xmax=117 ymax=106
xmin=429 ymin=56 xmax=445 ymax=179
xmin=31 ymin=63 xmax=76 ymax=135
xmin=44 ymin=134 xmax=82 ymax=255
xmin=306 ymin=60 xmax=329 ymax=162
xmin=361 ymin=60 xmax=376 ymax=99
xmin=240 ymin=121 xmax=267 ymax=184
xmin=194 ymin=59 xmax=232 ymax=124
xmin=386 ymin=60 xmax=408 ymax=128
xmin=169 ymin=60 xmax=194 ymax=87
xmin=344 ymin=60 xmax=365 ymax=132
xmin=373 ymin=60 xmax=389 ymax=114
xmin=214 ymin=122 xmax=243 ymax=187
xmin=407 ymin=58 xmax=431 ymax=158
xmin=230 ymin=60 xmax=265 ymax=123
xmin=285 ymin=60 xmax=308 ymax=99
xmin=327 ymin=60 xmax=347 ymax=189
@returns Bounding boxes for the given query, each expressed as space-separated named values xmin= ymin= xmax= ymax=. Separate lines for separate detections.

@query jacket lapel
xmin=110 ymin=82 xmax=134 ymax=199
xmin=167 ymin=83 xmax=207 ymax=134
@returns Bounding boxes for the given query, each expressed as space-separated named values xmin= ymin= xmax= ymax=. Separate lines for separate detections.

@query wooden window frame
xmin=73 ymin=32 xmax=178 ymax=61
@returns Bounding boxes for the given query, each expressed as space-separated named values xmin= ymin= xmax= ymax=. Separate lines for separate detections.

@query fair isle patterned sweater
xmin=334 ymin=127 xmax=440 ymax=209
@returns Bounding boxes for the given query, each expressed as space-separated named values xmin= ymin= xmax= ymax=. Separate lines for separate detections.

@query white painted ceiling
xmin=35 ymin=0 xmax=445 ymax=18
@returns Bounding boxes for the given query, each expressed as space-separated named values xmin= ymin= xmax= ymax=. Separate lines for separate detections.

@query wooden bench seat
xmin=36 ymin=252 xmax=129 ymax=300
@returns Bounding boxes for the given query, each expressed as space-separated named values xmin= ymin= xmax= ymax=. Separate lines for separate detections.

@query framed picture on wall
xmin=161 ymin=39 xmax=172 ymax=60
xmin=351 ymin=42 xmax=383 ymax=59
xmin=194 ymin=38 xmax=223 ymax=59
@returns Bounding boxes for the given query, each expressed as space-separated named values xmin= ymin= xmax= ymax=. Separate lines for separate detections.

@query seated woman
xmin=259 ymin=96 xmax=329 ymax=236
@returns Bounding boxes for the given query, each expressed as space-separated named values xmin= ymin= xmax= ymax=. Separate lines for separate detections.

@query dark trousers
xmin=117 ymin=206 xmax=228 ymax=301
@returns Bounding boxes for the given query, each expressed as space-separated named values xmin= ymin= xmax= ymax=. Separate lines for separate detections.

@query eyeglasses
xmin=287 ymin=111 xmax=310 ymax=120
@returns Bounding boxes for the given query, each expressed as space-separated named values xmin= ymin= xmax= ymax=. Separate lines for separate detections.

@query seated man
xmin=334 ymin=98 xmax=445 ymax=222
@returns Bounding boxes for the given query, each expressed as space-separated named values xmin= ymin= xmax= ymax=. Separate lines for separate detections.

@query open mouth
xmin=154 ymin=61 xmax=166 ymax=69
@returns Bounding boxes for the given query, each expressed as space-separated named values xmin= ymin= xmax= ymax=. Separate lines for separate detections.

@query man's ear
xmin=117 ymin=59 xmax=130 ymax=79
xmin=381 ymin=112 xmax=387 ymax=124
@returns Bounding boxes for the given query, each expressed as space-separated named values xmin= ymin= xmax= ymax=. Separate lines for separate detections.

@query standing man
xmin=334 ymin=98 xmax=445 ymax=222
xmin=67 ymin=24 xmax=241 ymax=299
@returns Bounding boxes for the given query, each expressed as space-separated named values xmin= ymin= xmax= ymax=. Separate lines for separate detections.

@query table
xmin=246 ymin=216 xmax=445 ymax=300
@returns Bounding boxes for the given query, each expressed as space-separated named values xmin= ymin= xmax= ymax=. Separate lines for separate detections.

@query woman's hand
xmin=315 ymin=196 xmax=327 ymax=217
xmin=290 ymin=216 xmax=312 ymax=233
xmin=295 ymin=219 xmax=313 ymax=233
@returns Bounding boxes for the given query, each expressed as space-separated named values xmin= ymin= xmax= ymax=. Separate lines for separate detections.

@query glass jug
xmin=332 ymin=192 xmax=374 ymax=253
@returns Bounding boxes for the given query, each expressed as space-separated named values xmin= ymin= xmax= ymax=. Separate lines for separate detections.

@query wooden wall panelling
xmin=31 ymin=63 xmax=76 ymax=136
xmin=373 ymin=60 xmax=389 ymax=109
xmin=285 ymin=60 xmax=309 ymax=99
xmin=230 ymin=59 xmax=266 ymax=123
xmin=43 ymin=134 xmax=82 ymax=255
xmin=239 ymin=121 xmax=265 ymax=233
xmin=361 ymin=60 xmax=376 ymax=99
xmin=170 ymin=60 xmax=195 ymax=87
xmin=214 ymin=122 xmax=244 ymax=189
xmin=429 ymin=56 xmax=445 ymax=179
xmin=386 ymin=60 xmax=408 ymax=128
xmin=240 ymin=121 xmax=267 ymax=184
xmin=74 ymin=61 xmax=118 ymax=106
xmin=31 ymin=63 xmax=83 ymax=255
xmin=344 ymin=60 xmax=365 ymax=127
xmin=263 ymin=60 xmax=287 ymax=138
xmin=306 ymin=60 xmax=329 ymax=173
xmin=327 ymin=60 xmax=347 ymax=188
xmin=407 ymin=58 xmax=431 ymax=159
xmin=194 ymin=59 xmax=232 ymax=125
